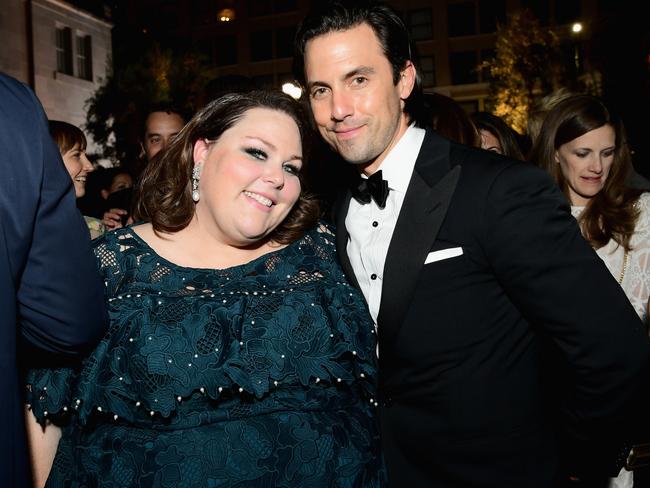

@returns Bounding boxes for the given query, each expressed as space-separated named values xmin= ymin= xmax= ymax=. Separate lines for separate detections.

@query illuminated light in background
xmin=218 ymin=8 xmax=235 ymax=22
xmin=571 ymin=22 xmax=583 ymax=33
xmin=282 ymin=82 xmax=302 ymax=100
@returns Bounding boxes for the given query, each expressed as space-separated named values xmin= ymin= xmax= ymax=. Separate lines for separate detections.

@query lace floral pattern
xmin=26 ymin=223 xmax=384 ymax=487
xmin=572 ymin=192 xmax=650 ymax=325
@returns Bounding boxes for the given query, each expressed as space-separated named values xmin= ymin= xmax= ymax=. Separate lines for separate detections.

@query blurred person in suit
xmin=0 ymin=72 xmax=106 ymax=486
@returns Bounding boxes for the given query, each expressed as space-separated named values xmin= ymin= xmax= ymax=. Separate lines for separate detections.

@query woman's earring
xmin=192 ymin=165 xmax=201 ymax=202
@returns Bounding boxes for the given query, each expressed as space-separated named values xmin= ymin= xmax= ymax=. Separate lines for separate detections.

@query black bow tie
xmin=351 ymin=170 xmax=390 ymax=209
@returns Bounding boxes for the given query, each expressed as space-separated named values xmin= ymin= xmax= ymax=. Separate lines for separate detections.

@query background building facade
xmin=0 ymin=0 xmax=112 ymax=151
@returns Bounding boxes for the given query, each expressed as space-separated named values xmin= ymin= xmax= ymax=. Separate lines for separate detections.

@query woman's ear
xmin=100 ymin=189 xmax=109 ymax=200
xmin=193 ymin=139 xmax=209 ymax=169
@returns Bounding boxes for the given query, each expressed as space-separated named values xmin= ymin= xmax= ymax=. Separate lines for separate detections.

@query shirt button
xmin=372 ymin=221 xmax=379 ymax=227
xmin=371 ymin=273 xmax=377 ymax=280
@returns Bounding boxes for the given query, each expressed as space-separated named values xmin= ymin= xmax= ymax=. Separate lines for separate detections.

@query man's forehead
xmin=145 ymin=112 xmax=183 ymax=133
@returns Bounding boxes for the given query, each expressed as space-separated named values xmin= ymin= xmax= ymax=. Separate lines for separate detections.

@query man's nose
xmin=330 ymin=90 xmax=353 ymax=122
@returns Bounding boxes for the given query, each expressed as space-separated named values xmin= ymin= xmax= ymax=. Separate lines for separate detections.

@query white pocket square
xmin=424 ymin=247 xmax=463 ymax=264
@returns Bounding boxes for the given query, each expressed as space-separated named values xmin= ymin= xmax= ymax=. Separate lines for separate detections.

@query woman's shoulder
xmin=299 ymin=221 xmax=337 ymax=247
xmin=632 ymin=193 xmax=650 ymax=238
xmin=91 ymin=225 xmax=150 ymax=273
xmin=636 ymin=192 xmax=650 ymax=211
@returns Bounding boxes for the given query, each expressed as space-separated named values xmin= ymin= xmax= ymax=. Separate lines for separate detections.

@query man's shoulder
xmin=0 ymin=73 xmax=39 ymax=115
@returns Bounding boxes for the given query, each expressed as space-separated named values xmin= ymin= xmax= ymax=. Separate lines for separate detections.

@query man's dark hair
xmin=141 ymin=104 xmax=186 ymax=138
xmin=293 ymin=0 xmax=423 ymax=123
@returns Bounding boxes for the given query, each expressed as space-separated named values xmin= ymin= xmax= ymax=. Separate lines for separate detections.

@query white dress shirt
xmin=345 ymin=124 xmax=426 ymax=324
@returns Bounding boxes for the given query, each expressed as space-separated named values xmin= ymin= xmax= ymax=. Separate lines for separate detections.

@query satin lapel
xmin=333 ymin=190 xmax=361 ymax=290
xmin=377 ymin=131 xmax=461 ymax=346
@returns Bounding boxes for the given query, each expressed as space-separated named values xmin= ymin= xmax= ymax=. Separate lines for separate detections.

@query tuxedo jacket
xmin=0 ymin=73 xmax=106 ymax=486
xmin=334 ymin=129 xmax=650 ymax=487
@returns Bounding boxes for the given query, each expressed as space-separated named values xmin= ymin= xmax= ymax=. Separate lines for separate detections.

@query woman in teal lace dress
xmin=26 ymin=91 xmax=384 ymax=487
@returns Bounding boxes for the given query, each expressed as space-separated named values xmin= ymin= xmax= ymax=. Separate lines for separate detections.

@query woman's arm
xmin=24 ymin=407 xmax=61 ymax=488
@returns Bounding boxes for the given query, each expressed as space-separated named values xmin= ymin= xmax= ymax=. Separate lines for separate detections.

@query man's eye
xmin=311 ymin=87 xmax=328 ymax=98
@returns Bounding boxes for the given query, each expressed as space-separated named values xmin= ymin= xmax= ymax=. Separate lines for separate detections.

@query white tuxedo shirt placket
xmin=345 ymin=125 xmax=425 ymax=325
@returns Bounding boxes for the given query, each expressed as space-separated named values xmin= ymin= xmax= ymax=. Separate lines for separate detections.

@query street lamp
xmin=570 ymin=22 xmax=583 ymax=72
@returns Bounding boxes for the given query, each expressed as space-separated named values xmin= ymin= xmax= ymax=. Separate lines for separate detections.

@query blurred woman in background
xmin=48 ymin=121 xmax=104 ymax=238
xmin=532 ymin=95 xmax=649 ymax=488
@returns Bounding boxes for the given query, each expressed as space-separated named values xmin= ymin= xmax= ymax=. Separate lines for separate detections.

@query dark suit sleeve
xmin=0 ymin=75 xmax=106 ymax=356
xmin=481 ymin=162 xmax=650 ymax=473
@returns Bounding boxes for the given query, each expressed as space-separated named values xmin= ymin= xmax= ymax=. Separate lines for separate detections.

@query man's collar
xmin=369 ymin=124 xmax=425 ymax=194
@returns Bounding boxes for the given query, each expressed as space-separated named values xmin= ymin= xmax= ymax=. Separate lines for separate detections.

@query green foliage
xmin=85 ymin=43 xmax=216 ymax=164
xmin=481 ymin=10 xmax=566 ymax=134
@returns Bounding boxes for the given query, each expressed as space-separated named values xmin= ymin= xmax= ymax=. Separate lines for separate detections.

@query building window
xmin=448 ymin=2 xmax=476 ymax=37
xmin=450 ymin=51 xmax=479 ymax=85
xmin=214 ymin=35 xmax=238 ymax=66
xmin=479 ymin=48 xmax=495 ymax=81
xmin=76 ymin=34 xmax=93 ymax=81
xmin=274 ymin=0 xmax=297 ymax=13
xmin=479 ymin=0 xmax=506 ymax=33
xmin=252 ymin=74 xmax=274 ymax=89
xmin=419 ymin=55 xmax=436 ymax=88
xmin=276 ymin=26 xmax=296 ymax=59
xmin=408 ymin=8 xmax=433 ymax=41
xmin=250 ymin=30 xmax=273 ymax=61
xmin=56 ymin=26 xmax=73 ymax=75
xmin=249 ymin=0 xmax=296 ymax=17
xmin=555 ymin=0 xmax=581 ymax=25
xmin=520 ymin=0 xmax=550 ymax=25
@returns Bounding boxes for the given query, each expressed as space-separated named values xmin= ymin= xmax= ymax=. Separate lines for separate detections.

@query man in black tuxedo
xmin=0 ymin=73 xmax=106 ymax=486
xmin=293 ymin=2 xmax=650 ymax=486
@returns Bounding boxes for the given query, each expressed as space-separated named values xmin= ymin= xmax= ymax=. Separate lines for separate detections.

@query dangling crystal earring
xmin=192 ymin=165 xmax=201 ymax=202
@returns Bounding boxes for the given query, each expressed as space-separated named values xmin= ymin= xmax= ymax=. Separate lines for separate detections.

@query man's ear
xmin=398 ymin=60 xmax=417 ymax=100
xmin=138 ymin=141 xmax=146 ymax=160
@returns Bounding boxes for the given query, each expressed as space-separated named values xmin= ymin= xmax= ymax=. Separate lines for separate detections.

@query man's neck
xmin=359 ymin=115 xmax=412 ymax=177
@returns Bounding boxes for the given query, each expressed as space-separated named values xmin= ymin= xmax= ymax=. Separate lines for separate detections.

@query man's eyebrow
xmin=307 ymin=66 xmax=376 ymax=90
xmin=344 ymin=66 xmax=375 ymax=80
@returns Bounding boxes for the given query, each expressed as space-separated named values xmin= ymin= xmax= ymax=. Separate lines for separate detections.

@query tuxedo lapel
xmin=378 ymin=131 xmax=460 ymax=347
xmin=333 ymin=190 xmax=361 ymax=290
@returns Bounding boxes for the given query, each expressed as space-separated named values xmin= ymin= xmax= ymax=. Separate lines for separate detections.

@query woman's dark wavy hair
xmin=48 ymin=120 xmax=87 ymax=154
xmin=471 ymin=111 xmax=525 ymax=160
xmin=293 ymin=0 xmax=424 ymax=125
xmin=134 ymin=90 xmax=321 ymax=245
xmin=531 ymin=94 xmax=641 ymax=251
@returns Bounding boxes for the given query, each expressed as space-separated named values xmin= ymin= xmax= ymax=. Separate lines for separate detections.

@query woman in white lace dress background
xmin=532 ymin=94 xmax=649 ymax=488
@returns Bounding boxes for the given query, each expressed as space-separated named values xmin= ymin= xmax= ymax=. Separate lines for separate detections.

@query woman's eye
xmin=245 ymin=148 xmax=267 ymax=160
xmin=283 ymin=163 xmax=301 ymax=175
xmin=603 ymin=149 xmax=615 ymax=158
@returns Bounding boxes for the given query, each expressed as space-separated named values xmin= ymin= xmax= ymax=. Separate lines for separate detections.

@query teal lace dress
xmin=26 ymin=224 xmax=384 ymax=487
